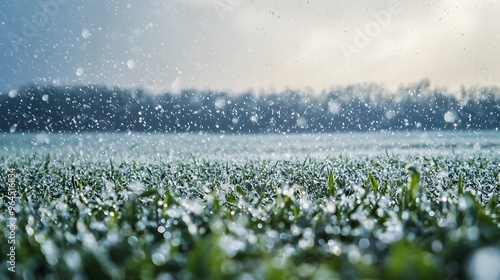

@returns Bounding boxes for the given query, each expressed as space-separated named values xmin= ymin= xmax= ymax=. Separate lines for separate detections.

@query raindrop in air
xmin=127 ymin=59 xmax=136 ymax=69
xmin=76 ymin=68 xmax=84 ymax=77
xmin=215 ymin=98 xmax=226 ymax=109
xmin=328 ymin=100 xmax=341 ymax=115
xmin=81 ymin=28 xmax=90 ymax=39
xmin=9 ymin=124 xmax=18 ymax=133
xmin=385 ymin=110 xmax=396 ymax=119
xmin=444 ymin=111 xmax=457 ymax=123
xmin=8 ymin=90 xmax=18 ymax=98
xmin=467 ymin=247 xmax=500 ymax=280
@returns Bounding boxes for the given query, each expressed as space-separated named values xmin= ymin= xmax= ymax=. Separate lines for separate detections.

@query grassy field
xmin=1 ymin=154 xmax=499 ymax=279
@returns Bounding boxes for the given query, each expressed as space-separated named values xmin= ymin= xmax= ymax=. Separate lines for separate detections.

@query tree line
xmin=1 ymin=81 xmax=499 ymax=133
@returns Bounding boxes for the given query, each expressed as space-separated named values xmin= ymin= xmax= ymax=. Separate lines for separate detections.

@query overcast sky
xmin=1 ymin=0 xmax=499 ymax=94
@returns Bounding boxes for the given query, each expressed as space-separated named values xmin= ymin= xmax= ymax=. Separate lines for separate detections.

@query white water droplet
xmin=82 ymin=28 xmax=90 ymax=39
xmin=385 ymin=110 xmax=396 ymax=119
xmin=76 ymin=68 xmax=84 ymax=77
xmin=468 ymin=247 xmax=500 ymax=280
xmin=328 ymin=100 xmax=341 ymax=115
xmin=9 ymin=124 xmax=18 ymax=133
xmin=444 ymin=111 xmax=457 ymax=123
xmin=127 ymin=59 xmax=136 ymax=69
xmin=152 ymin=252 xmax=166 ymax=266
xmin=296 ymin=117 xmax=308 ymax=128
xmin=215 ymin=98 xmax=225 ymax=109
xmin=41 ymin=240 xmax=59 ymax=265
xmin=8 ymin=90 xmax=18 ymax=98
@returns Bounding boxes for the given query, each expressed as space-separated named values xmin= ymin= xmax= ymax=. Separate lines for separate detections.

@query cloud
xmin=0 ymin=0 xmax=499 ymax=93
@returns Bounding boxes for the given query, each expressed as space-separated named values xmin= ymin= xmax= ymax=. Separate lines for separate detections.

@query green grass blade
xmin=407 ymin=165 xmax=420 ymax=202
xmin=43 ymin=153 xmax=50 ymax=170
xmin=368 ymin=172 xmax=379 ymax=193
xmin=327 ymin=170 xmax=336 ymax=196
xmin=487 ymin=193 xmax=497 ymax=213
xmin=109 ymin=158 xmax=114 ymax=177
xmin=458 ymin=173 xmax=463 ymax=195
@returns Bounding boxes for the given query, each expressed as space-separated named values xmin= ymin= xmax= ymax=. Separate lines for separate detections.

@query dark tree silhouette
xmin=1 ymin=81 xmax=499 ymax=133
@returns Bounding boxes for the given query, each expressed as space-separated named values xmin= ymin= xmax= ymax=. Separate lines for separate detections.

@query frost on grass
xmin=0 ymin=155 xmax=499 ymax=279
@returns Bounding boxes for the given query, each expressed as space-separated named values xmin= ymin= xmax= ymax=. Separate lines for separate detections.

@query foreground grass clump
xmin=1 ymin=155 xmax=499 ymax=279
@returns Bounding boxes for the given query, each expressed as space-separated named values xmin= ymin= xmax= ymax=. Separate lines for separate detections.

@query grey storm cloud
xmin=0 ymin=0 xmax=499 ymax=93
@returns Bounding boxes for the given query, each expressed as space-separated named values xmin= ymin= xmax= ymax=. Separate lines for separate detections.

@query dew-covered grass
xmin=1 ymin=154 xmax=499 ymax=279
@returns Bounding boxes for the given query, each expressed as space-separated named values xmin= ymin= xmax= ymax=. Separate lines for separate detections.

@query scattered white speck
xmin=76 ymin=68 xmax=84 ymax=76
xmin=82 ymin=28 xmax=90 ymax=39
xmin=42 ymin=94 xmax=49 ymax=102
xmin=328 ymin=100 xmax=341 ymax=115
xmin=9 ymin=124 xmax=18 ymax=133
xmin=296 ymin=117 xmax=308 ymax=128
xmin=444 ymin=111 xmax=457 ymax=123
xmin=8 ymin=90 xmax=18 ymax=98
xmin=215 ymin=98 xmax=226 ymax=109
xmin=127 ymin=59 xmax=136 ymax=69
xmin=385 ymin=110 xmax=396 ymax=119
